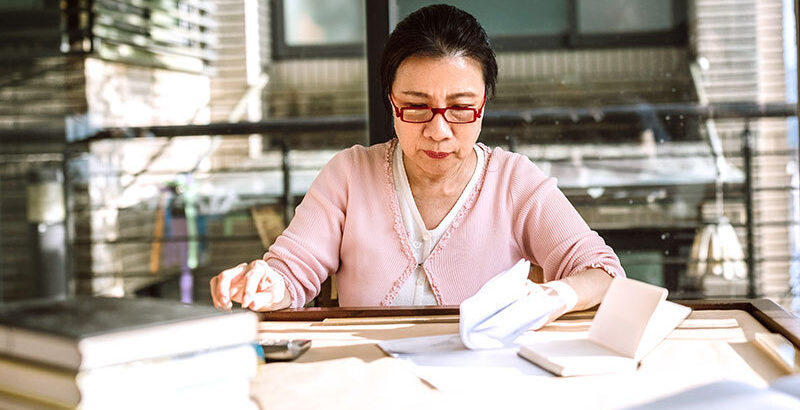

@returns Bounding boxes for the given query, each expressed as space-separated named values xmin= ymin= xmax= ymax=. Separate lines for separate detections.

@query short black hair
xmin=379 ymin=4 xmax=498 ymax=112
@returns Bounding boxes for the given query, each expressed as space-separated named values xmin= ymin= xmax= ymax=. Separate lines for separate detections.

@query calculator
xmin=256 ymin=339 xmax=312 ymax=362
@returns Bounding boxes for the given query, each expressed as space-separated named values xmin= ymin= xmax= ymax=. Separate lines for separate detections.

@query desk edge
xmin=259 ymin=299 xmax=800 ymax=348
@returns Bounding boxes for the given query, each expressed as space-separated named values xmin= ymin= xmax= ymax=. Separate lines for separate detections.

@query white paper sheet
xmin=378 ymin=334 xmax=553 ymax=392
xmin=376 ymin=259 xmax=567 ymax=390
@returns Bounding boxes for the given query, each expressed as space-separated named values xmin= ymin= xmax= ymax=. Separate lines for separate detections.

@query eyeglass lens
xmin=402 ymin=108 xmax=475 ymax=123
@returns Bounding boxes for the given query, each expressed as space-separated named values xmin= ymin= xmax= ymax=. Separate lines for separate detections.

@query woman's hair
xmin=379 ymin=4 xmax=498 ymax=111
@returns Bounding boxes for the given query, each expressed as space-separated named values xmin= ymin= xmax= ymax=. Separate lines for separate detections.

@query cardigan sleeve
xmin=508 ymin=154 xmax=625 ymax=282
xmin=262 ymin=148 xmax=354 ymax=307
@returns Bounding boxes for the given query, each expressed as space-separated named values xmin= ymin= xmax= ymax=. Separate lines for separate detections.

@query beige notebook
xmin=518 ymin=278 xmax=691 ymax=377
xmin=754 ymin=332 xmax=800 ymax=373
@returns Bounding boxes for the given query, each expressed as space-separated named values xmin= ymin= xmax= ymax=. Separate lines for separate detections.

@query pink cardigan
xmin=264 ymin=140 xmax=625 ymax=307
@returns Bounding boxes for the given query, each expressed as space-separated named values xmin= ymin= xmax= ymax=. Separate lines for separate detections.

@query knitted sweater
xmin=264 ymin=139 xmax=625 ymax=307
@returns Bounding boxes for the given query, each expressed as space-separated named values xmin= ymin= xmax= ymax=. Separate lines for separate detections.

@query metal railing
xmin=2 ymin=101 xmax=797 ymax=301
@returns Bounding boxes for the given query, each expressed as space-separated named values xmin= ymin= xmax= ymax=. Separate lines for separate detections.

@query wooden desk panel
xmin=252 ymin=300 xmax=799 ymax=410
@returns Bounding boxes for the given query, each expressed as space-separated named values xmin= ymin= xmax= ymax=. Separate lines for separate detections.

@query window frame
xmin=488 ymin=0 xmax=688 ymax=52
xmin=272 ymin=0 xmax=687 ymax=60
xmin=270 ymin=0 xmax=365 ymax=60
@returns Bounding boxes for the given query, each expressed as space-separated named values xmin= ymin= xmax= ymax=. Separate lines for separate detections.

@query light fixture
xmin=686 ymin=60 xmax=747 ymax=287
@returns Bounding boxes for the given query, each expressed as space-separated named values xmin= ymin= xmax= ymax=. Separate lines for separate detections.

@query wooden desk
xmin=250 ymin=300 xmax=800 ymax=410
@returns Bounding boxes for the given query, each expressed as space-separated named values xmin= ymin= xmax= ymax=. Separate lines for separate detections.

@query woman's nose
xmin=423 ymin=112 xmax=453 ymax=141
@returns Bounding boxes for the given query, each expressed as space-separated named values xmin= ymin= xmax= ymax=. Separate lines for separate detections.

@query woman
xmin=210 ymin=5 xmax=624 ymax=320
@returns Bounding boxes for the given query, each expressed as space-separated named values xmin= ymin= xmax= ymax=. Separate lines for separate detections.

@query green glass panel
xmin=0 ymin=1 xmax=44 ymax=11
xmin=284 ymin=0 xmax=365 ymax=46
xmin=617 ymin=251 xmax=664 ymax=287
xmin=577 ymin=0 xmax=672 ymax=34
xmin=395 ymin=0 xmax=568 ymax=37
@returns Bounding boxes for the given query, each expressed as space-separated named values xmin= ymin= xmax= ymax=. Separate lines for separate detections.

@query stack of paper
xmin=0 ymin=297 xmax=259 ymax=409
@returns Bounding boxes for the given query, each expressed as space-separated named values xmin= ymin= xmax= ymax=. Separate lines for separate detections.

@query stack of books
xmin=0 ymin=297 xmax=259 ymax=409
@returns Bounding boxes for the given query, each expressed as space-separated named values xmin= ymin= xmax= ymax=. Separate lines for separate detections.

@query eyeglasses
xmin=390 ymin=94 xmax=486 ymax=124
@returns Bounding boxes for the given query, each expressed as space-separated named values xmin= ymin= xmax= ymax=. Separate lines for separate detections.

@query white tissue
xmin=459 ymin=259 xmax=564 ymax=350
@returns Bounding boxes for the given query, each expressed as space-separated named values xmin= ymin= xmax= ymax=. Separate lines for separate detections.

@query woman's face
xmin=390 ymin=55 xmax=485 ymax=179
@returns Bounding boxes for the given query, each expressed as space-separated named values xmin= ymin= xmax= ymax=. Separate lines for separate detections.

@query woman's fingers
xmin=524 ymin=279 xmax=545 ymax=296
xmin=242 ymin=260 xmax=269 ymax=308
xmin=216 ymin=263 xmax=248 ymax=304
xmin=247 ymin=264 xmax=289 ymax=311
xmin=210 ymin=259 xmax=289 ymax=312
xmin=209 ymin=276 xmax=223 ymax=309
xmin=249 ymin=279 xmax=288 ymax=311
xmin=210 ymin=262 xmax=249 ymax=310
xmin=229 ymin=279 xmax=246 ymax=304
xmin=249 ymin=290 xmax=279 ymax=311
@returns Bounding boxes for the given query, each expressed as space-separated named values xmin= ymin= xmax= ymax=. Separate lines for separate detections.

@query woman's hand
xmin=528 ymin=268 xmax=611 ymax=330
xmin=528 ymin=280 xmax=578 ymax=330
xmin=209 ymin=259 xmax=291 ymax=312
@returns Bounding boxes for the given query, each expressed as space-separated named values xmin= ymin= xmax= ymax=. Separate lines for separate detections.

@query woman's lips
xmin=424 ymin=150 xmax=450 ymax=159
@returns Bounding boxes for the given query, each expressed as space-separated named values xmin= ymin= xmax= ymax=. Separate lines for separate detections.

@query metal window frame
xmin=272 ymin=0 xmax=687 ymax=61
xmin=0 ymin=0 xmax=94 ymax=61
xmin=566 ymin=0 xmax=688 ymax=49
xmin=270 ymin=0 xmax=365 ymax=60
xmin=484 ymin=0 xmax=688 ymax=51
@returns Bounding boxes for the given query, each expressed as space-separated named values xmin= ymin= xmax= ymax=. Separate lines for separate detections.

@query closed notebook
xmin=0 ymin=297 xmax=257 ymax=370
xmin=0 ymin=343 xmax=257 ymax=408
xmin=518 ymin=278 xmax=691 ymax=377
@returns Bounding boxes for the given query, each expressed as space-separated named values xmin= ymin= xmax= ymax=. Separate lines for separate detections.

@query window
xmin=395 ymin=0 xmax=687 ymax=50
xmin=0 ymin=0 xmax=82 ymax=59
xmin=577 ymin=0 xmax=673 ymax=34
xmin=272 ymin=0 xmax=365 ymax=59
xmin=271 ymin=0 xmax=685 ymax=59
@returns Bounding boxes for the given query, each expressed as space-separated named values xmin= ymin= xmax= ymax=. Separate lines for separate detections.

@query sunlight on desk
xmin=251 ymin=309 xmax=790 ymax=410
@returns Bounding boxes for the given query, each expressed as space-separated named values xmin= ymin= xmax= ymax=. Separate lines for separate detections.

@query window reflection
xmin=283 ymin=0 xmax=364 ymax=46
xmin=397 ymin=0 xmax=569 ymax=37
xmin=0 ymin=0 xmax=797 ymax=312
xmin=577 ymin=0 xmax=674 ymax=34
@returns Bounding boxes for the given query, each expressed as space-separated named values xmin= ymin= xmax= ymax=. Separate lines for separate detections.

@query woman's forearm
xmin=544 ymin=268 xmax=614 ymax=313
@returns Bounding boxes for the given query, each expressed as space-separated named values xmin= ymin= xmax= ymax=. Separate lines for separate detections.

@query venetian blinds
xmin=91 ymin=0 xmax=217 ymax=73
xmin=0 ymin=0 xmax=216 ymax=73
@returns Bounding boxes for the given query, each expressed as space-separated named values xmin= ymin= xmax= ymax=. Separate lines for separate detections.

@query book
xmin=0 ymin=343 xmax=257 ymax=408
xmin=0 ymin=376 xmax=260 ymax=410
xmin=754 ymin=332 xmax=800 ymax=373
xmin=518 ymin=277 xmax=691 ymax=376
xmin=0 ymin=297 xmax=257 ymax=370
xmin=0 ymin=391 xmax=64 ymax=410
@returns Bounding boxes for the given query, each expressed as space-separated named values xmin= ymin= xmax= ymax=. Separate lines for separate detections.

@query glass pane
xmin=396 ymin=0 xmax=568 ymax=36
xmin=284 ymin=0 xmax=365 ymax=46
xmin=0 ymin=0 xmax=796 ymax=317
xmin=618 ymin=251 xmax=664 ymax=287
xmin=0 ymin=0 xmax=43 ymax=10
xmin=577 ymin=0 xmax=673 ymax=34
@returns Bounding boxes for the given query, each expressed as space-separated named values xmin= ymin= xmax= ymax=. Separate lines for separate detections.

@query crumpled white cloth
xmin=459 ymin=259 xmax=565 ymax=350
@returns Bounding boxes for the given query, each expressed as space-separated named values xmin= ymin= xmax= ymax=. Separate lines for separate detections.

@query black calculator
xmin=257 ymin=339 xmax=312 ymax=362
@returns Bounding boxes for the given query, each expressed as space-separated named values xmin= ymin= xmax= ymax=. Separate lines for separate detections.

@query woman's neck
xmin=404 ymin=148 xmax=477 ymax=199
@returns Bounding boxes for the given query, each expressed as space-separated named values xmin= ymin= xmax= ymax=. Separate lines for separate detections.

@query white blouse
xmin=391 ymin=144 xmax=485 ymax=306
